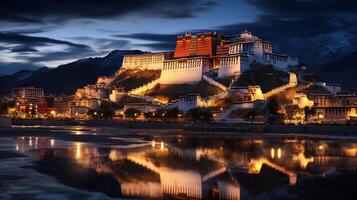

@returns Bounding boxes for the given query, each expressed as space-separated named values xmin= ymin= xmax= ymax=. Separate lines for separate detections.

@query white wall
xmin=160 ymin=58 xmax=209 ymax=85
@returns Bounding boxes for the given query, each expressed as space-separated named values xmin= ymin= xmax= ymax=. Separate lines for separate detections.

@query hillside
xmin=147 ymin=80 xmax=224 ymax=100
xmin=0 ymin=50 xmax=143 ymax=95
xmin=314 ymin=51 xmax=357 ymax=90
xmin=110 ymin=69 xmax=161 ymax=92
xmin=233 ymin=64 xmax=289 ymax=93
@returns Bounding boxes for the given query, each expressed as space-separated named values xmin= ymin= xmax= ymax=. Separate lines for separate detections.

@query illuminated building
xmin=12 ymin=87 xmax=48 ymax=117
xmin=122 ymin=52 xmax=172 ymax=70
xmin=160 ymin=57 xmax=211 ymax=84
xmin=309 ymin=92 xmax=357 ymax=124
xmin=173 ymin=32 xmax=229 ymax=58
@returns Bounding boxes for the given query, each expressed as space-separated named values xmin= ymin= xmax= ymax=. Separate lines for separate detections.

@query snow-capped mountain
xmin=272 ymin=31 xmax=357 ymax=66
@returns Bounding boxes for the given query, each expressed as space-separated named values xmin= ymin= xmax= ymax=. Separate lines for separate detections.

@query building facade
xmin=309 ymin=93 xmax=357 ymax=124
xmin=122 ymin=52 xmax=172 ymax=70
xmin=160 ymin=57 xmax=211 ymax=84
xmin=173 ymin=32 xmax=229 ymax=58
xmin=217 ymin=54 xmax=249 ymax=78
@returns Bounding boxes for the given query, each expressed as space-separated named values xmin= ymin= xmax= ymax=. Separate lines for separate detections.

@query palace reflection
xmin=14 ymin=136 xmax=357 ymax=199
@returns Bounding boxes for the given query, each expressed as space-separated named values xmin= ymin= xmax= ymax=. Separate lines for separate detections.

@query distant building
xmin=75 ymin=84 xmax=109 ymax=100
xmin=165 ymin=94 xmax=202 ymax=112
xmin=123 ymin=103 xmax=160 ymax=113
xmin=309 ymin=92 xmax=357 ymax=124
xmin=12 ymin=87 xmax=47 ymax=117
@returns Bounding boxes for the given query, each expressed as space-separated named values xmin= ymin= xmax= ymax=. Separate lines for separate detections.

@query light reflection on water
xmin=11 ymin=136 xmax=357 ymax=199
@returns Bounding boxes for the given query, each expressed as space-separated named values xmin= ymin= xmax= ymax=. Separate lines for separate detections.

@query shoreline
xmin=1 ymin=118 xmax=357 ymax=139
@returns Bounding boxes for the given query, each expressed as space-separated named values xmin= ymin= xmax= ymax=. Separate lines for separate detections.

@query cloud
xmin=0 ymin=0 xmax=219 ymax=24
xmin=0 ymin=32 xmax=89 ymax=48
xmin=227 ymin=0 xmax=357 ymax=39
xmin=115 ymin=33 xmax=177 ymax=50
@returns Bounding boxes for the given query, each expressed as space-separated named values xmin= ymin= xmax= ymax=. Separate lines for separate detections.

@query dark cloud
xmin=115 ymin=33 xmax=177 ymax=50
xmin=0 ymin=0 xmax=219 ymax=24
xmin=229 ymin=0 xmax=357 ymax=39
xmin=0 ymin=32 xmax=89 ymax=48
xmin=10 ymin=45 xmax=38 ymax=53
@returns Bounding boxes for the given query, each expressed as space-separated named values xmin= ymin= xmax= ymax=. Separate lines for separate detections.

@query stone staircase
xmin=202 ymin=74 xmax=227 ymax=91
xmin=128 ymin=78 xmax=160 ymax=95
xmin=264 ymin=73 xmax=297 ymax=99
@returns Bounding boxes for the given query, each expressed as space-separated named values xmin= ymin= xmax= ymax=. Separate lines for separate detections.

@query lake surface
xmin=0 ymin=127 xmax=356 ymax=199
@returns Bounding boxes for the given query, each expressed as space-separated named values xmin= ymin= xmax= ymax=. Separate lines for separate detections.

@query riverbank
xmin=3 ymin=118 xmax=357 ymax=138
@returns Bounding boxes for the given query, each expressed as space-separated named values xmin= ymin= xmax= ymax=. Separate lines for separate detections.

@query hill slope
xmin=233 ymin=64 xmax=289 ymax=93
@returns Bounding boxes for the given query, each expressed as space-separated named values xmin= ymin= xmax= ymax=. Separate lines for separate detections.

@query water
xmin=0 ymin=127 xmax=356 ymax=200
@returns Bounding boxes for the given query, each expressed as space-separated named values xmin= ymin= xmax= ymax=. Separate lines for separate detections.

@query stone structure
xmin=160 ymin=57 xmax=211 ymax=84
xmin=173 ymin=32 xmax=229 ymax=58
xmin=217 ymin=54 xmax=249 ymax=78
xmin=122 ymin=52 xmax=172 ymax=70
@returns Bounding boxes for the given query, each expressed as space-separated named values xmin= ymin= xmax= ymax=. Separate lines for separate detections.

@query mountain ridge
xmin=0 ymin=50 xmax=143 ymax=95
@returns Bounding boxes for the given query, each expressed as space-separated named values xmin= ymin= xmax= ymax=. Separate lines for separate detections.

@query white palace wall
xmin=160 ymin=57 xmax=211 ymax=85
xmin=218 ymin=55 xmax=248 ymax=78
xmin=122 ymin=52 xmax=171 ymax=70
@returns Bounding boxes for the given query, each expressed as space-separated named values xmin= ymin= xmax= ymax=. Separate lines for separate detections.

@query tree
xmin=124 ymin=108 xmax=141 ymax=121
xmin=246 ymin=108 xmax=259 ymax=124
xmin=284 ymin=104 xmax=300 ymax=124
xmin=304 ymin=106 xmax=315 ymax=124
xmin=187 ymin=108 xmax=213 ymax=123
xmin=268 ymin=96 xmax=280 ymax=115
xmin=99 ymin=101 xmax=115 ymax=119
xmin=144 ymin=112 xmax=155 ymax=121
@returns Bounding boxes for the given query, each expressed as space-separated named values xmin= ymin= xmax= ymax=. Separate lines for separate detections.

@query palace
xmin=120 ymin=30 xmax=299 ymax=85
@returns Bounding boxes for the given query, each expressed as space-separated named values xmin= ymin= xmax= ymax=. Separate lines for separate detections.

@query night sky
xmin=1 ymin=0 xmax=357 ymax=74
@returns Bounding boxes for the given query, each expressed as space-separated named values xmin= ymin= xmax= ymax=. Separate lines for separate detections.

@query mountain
xmin=0 ymin=50 xmax=143 ymax=95
xmin=273 ymin=31 xmax=357 ymax=66
xmin=314 ymin=50 xmax=357 ymax=91
xmin=0 ymin=63 xmax=44 ymax=75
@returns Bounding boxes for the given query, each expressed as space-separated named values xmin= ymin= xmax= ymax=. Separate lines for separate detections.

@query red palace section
xmin=173 ymin=32 xmax=229 ymax=58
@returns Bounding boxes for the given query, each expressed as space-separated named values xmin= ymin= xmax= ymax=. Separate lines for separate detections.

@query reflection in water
xmin=15 ymin=136 xmax=357 ymax=200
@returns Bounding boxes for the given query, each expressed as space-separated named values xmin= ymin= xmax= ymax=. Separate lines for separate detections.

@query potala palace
xmin=122 ymin=30 xmax=299 ymax=84
xmin=17 ymin=29 xmax=351 ymax=125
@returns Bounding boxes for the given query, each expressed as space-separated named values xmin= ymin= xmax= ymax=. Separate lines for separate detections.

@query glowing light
xmin=318 ymin=145 xmax=324 ymax=150
xmin=160 ymin=141 xmax=164 ymax=151
xmin=152 ymin=140 xmax=155 ymax=147
xmin=75 ymin=143 xmax=82 ymax=159
xmin=50 ymin=139 xmax=55 ymax=147
xmin=271 ymin=148 xmax=275 ymax=158
xmin=15 ymin=144 xmax=19 ymax=151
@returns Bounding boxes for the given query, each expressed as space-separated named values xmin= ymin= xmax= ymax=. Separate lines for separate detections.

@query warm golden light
xmin=75 ymin=143 xmax=82 ymax=159
xmin=152 ymin=140 xmax=155 ymax=148
xmin=160 ymin=141 xmax=165 ymax=151
xmin=271 ymin=148 xmax=275 ymax=158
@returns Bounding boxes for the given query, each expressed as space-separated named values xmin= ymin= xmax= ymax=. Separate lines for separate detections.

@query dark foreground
xmin=0 ymin=126 xmax=356 ymax=200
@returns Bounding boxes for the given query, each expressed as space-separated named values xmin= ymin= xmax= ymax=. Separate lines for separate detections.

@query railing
xmin=202 ymin=74 xmax=227 ymax=91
